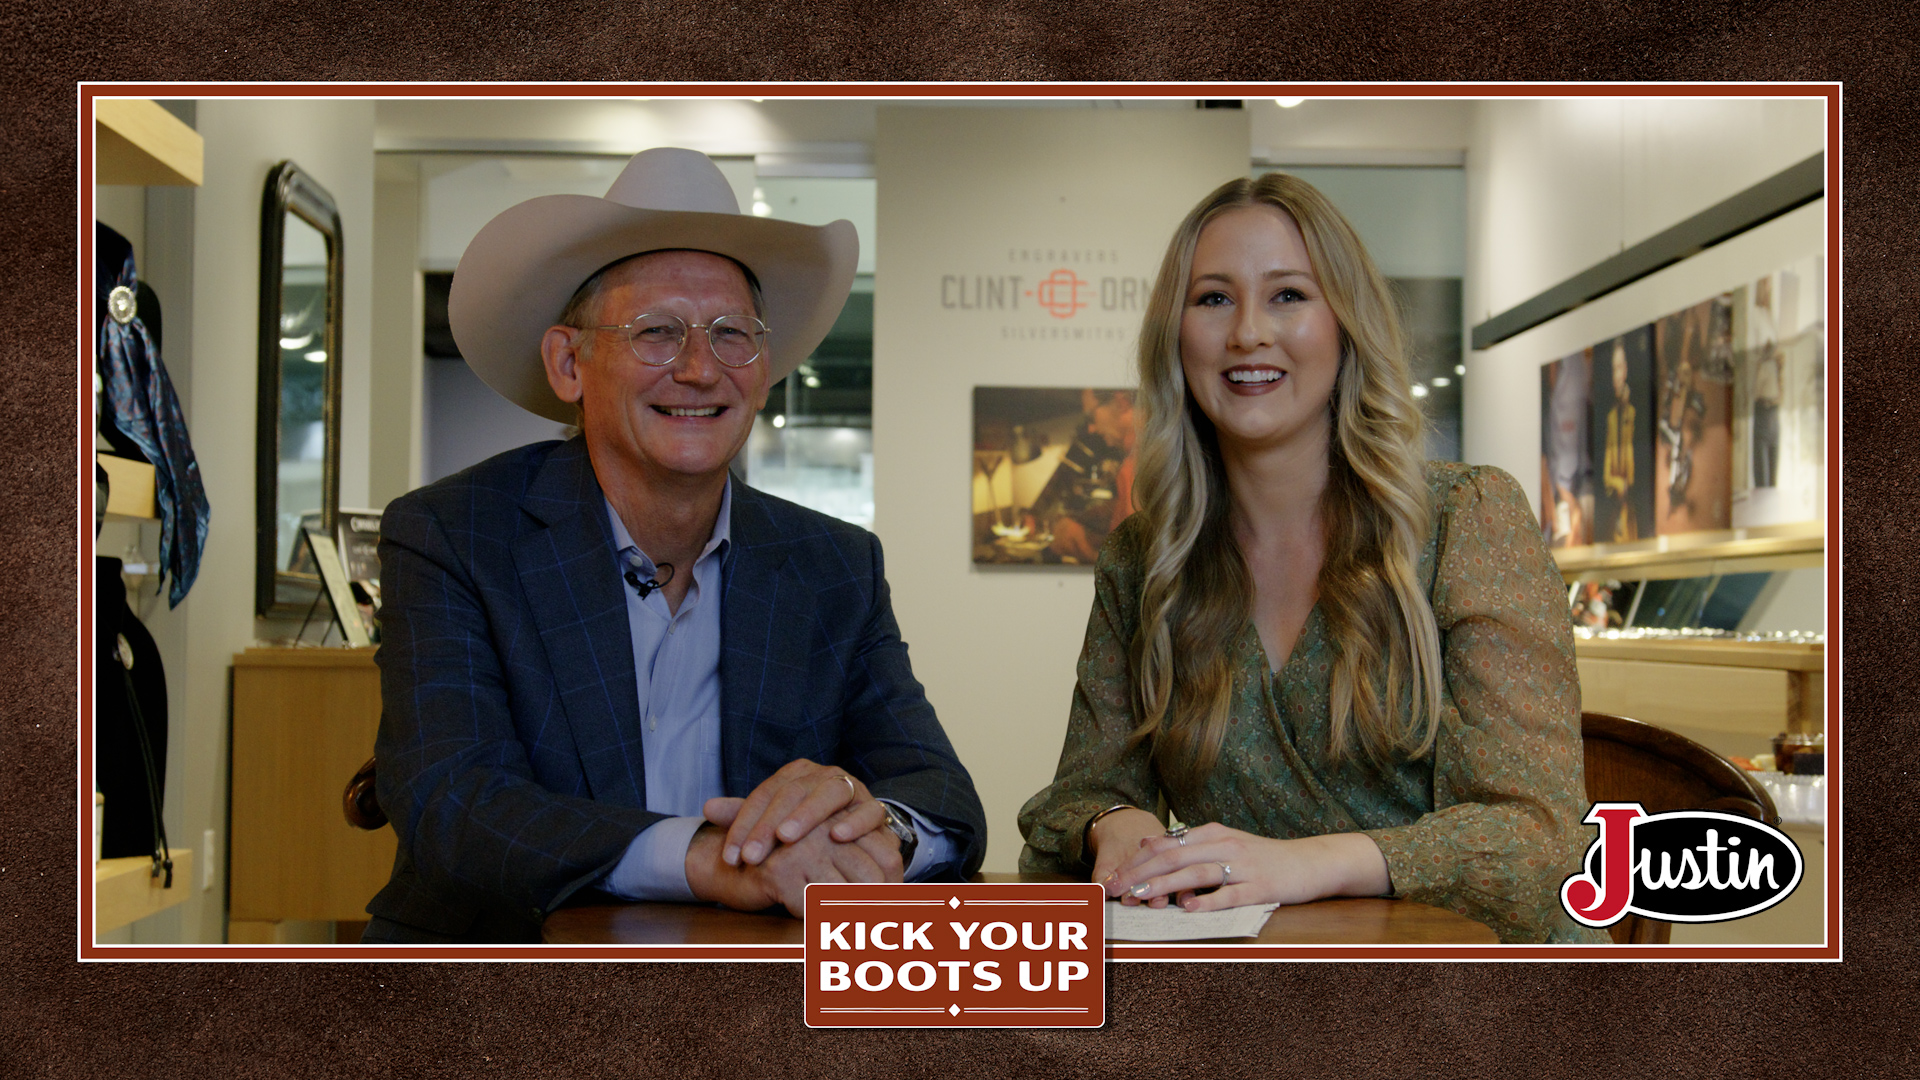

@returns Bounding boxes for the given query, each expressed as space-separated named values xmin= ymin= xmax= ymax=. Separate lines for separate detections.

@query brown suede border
xmin=8 ymin=8 xmax=1914 ymax=1076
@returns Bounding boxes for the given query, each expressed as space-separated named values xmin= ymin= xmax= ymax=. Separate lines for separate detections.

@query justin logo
xmin=1028 ymin=269 xmax=1089 ymax=319
xmin=1560 ymin=803 xmax=1803 ymax=928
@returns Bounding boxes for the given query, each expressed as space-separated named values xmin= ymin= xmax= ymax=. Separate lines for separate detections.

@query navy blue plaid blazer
xmin=367 ymin=438 xmax=986 ymax=942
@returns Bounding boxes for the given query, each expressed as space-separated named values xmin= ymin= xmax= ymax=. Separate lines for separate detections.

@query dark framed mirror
xmin=256 ymin=161 xmax=344 ymax=616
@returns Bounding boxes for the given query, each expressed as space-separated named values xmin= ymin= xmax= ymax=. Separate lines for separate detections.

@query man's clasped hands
xmin=685 ymin=759 xmax=902 ymax=916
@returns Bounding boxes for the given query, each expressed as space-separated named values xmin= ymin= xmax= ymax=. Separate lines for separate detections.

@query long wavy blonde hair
xmin=1129 ymin=173 xmax=1444 ymax=786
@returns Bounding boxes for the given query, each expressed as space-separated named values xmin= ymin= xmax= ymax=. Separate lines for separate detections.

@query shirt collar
xmin=605 ymin=478 xmax=733 ymax=571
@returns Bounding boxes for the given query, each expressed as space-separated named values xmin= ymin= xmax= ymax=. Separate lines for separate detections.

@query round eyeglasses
xmin=579 ymin=312 xmax=770 ymax=368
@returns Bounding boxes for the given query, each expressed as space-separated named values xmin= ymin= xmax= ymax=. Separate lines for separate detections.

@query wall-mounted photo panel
xmin=1732 ymin=256 xmax=1826 ymax=527
xmin=1539 ymin=256 xmax=1824 ymax=546
xmin=1588 ymin=325 xmax=1657 ymax=544
xmin=1540 ymin=348 xmax=1593 ymax=547
xmin=1653 ymin=295 xmax=1735 ymax=534
xmin=972 ymin=386 xmax=1136 ymax=565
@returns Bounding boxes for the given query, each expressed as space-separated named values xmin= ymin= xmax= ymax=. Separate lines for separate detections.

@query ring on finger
xmin=837 ymin=774 xmax=859 ymax=801
xmin=1218 ymin=863 xmax=1233 ymax=887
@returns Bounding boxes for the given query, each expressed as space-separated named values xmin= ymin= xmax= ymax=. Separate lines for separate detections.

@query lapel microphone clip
xmin=623 ymin=562 xmax=674 ymax=600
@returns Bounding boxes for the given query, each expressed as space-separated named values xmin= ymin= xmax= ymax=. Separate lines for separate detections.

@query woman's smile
xmin=1223 ymin=364 xmax=1287 ymax=390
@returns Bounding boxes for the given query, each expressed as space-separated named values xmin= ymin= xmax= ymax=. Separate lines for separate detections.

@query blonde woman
xmin=1017 ymin=174 xmax=1604 ymax=944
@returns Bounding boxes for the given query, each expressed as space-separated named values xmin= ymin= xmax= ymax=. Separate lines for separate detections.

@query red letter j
xmin=1560 ymin=803 xmax=1646 ymax=928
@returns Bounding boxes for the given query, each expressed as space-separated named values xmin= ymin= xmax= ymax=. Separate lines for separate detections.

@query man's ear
xmin=541 ymin=326 xmax=587 ymax=405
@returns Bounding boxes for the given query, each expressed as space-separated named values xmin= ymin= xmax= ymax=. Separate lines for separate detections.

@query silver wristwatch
xmin=881 ymin=802 xmax=919 ymax=870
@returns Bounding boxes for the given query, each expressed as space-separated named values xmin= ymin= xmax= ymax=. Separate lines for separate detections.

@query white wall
xmin=370 ymin=157 xmax=425 ymax=506
xmin=424 ymin=356 xmax=571 ymax=484
xmin=1460 ymin=98 xmax=1826 ymax=499
xmin=872 ymin=106 xmax=1249 ymax=872
xmin=1251 ymin=98 xmax=1471 ymax=163
xmin=93 ymin=186 xmax=145 ymax=262
xmin=376 ymin=98 xmax=878 ymax=159
xmin=108 ymin=99 xmax=376 ymax=943
xmin=1277 ymin=166 xmax=1465 ymax=279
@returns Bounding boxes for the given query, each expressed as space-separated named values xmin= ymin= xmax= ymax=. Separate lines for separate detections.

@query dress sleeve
xmin=1017 ymin=519 xmax=1165 ymax=875
xmin=1362 ymin=466 xmax=1596 ymax=943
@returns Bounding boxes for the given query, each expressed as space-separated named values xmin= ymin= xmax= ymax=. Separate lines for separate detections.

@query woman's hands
xmin=1086 ymin=807 xmax=1165 ymax=888
xmin=1102 ymin=822 xmax=1393 ymax=912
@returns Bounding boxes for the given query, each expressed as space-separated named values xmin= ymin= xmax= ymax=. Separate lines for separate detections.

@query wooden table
xmin=543 ymin=875 xmax=1497 ymax=946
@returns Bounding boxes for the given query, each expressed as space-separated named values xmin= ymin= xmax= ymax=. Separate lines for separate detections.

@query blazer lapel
xmin=511 ymin=440 xmax=649 ymax=809
xmin=719 ymin=483 xmax=813 ymax=793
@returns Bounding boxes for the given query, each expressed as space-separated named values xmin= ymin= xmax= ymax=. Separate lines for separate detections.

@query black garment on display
xmin=95 ymin=557 xmax=171 ymax=880
xmin=96 ymin=222 xmax=210 ymax=608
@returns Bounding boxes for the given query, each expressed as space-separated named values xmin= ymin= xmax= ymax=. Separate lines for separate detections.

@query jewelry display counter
xmin=1573 ymin=636 xmax=1823 ymax=741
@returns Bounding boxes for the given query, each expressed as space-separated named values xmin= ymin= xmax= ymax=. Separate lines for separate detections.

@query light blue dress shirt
xmin=599 ymin=481 xmax=950 ymax=901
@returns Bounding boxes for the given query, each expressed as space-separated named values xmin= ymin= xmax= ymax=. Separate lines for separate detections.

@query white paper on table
xmin=1103 ymin=900 xmax=1279 ymax=941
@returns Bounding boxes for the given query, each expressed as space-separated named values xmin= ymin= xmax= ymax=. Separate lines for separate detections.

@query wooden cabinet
xmin=229 ymin=647 xmax=393 ymax=937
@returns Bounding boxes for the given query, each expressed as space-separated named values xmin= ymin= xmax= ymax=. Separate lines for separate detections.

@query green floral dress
xmin=1017 ymin=462 xmax=1608 ymax=944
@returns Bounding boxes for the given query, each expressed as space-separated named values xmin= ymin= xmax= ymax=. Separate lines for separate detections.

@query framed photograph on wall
xmin=1732 ymin=256 xmax=1826 ymax=528
xmin=972 ymin=387 xmax=1137 ymax=565
xmin=1589 ymin=325 xmax=1656 ymax=544
xmin=1653 ymin=295 xmax=1735 ymax=534
xmin=1540 ymin=348 xmax=1593 ymax=547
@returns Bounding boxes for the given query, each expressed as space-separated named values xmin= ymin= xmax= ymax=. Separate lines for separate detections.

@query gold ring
xmin=837 ymin=774 xmax=858 ymax=800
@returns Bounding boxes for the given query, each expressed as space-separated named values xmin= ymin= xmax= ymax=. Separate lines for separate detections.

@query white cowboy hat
xmin=449 ymin=147 xmax=859 ymax=423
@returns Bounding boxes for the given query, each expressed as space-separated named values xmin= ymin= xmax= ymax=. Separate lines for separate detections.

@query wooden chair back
xmin=1579 ymin=711 xmax=1779 ymax=944
xmin=344 ymin=756 xmax=386 ymax=830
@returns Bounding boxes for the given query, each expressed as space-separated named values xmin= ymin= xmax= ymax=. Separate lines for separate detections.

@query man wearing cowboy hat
xmin=364 ymin=148 xmax=985 ymax=943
